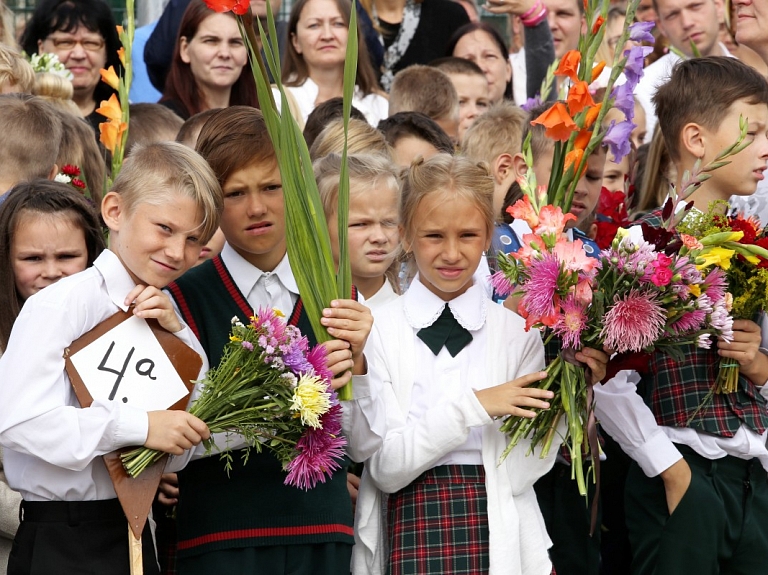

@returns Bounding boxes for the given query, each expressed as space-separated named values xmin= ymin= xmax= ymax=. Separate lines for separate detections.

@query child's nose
xmin=42 ymin=261 xmax=63 ymax=279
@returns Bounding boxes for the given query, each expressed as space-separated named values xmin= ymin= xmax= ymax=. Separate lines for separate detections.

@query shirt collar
xmin=93 ymin=249 xmax=137 ymax=312
xmin=220 ymin=243 xmax=299 ymax=297
xmin=403 ymin=274 xmax=487 ymax=332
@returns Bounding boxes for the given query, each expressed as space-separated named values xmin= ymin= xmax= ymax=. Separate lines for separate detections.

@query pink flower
xmin=519 ymin=254 xmax=562 ymax=328
xmin=670 ymin=310 xmax=706 ymax=334
xmin=490 ymin=270 xmax=514 ymax=297
xmin=681 ymin=234 xmax=703 ymax=250
xmin=284 ymin=404 xmax=347 ymax=490
xmin=701 ymin=267 xmax=727 ymax=304
xmin=507 ymin=196 xmax=539 ymax=229
xmin=535 ymin=205 xmax=577 ymax=236
xmin=512 ymin=234 xmax=547 ymax=267
xmin=573 ymin=278 xmax=593 ymax=306
xmin=552 ymin=295 xmax=588 ymax=349
xmin=650 ymin=266 xmax=673 ymax=287
xmin=307 ymin=345 xmax=334 ymax=384
xmin=553 ymin=238 xmax=598 ymax=275
xmin=241 ymin=341 xmax=254 ymax=351
xmin=600 ymin=290 xmax=666 ymax=353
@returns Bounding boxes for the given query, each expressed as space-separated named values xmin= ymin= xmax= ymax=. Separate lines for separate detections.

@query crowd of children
xmin=2 ymin=0 xmax=768 ymax=573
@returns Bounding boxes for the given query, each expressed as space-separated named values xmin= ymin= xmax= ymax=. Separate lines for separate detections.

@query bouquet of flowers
xmin=676 ymin=204 xmax=768 ymax=393
xmin=121 ymin=308 xmax=347 ymax=490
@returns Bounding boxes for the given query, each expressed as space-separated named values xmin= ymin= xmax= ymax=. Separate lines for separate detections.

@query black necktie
xmin=417 ymin=304 xmax=473 ymax=357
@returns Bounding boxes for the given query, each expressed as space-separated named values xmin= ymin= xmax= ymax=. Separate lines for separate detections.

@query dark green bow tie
xmin=417 ymin=304 xmax=473 ymax=357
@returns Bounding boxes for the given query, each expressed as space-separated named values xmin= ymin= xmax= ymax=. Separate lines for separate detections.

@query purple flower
xmin=241 ymin=341 xmax=254 ymax=351
xmin=519 ymin=254 xmax=561 ymax=323
xmin=622 ymin=45 xmax=653 ymax=88
xmin=600 ymin=290 xmax=666 ymax=353
xmin=284 ymin=404 xmax=347 ymax=490
xmin=552 ymin=295 xmax=588 ymax=349
xmin=307 ymin=345 xmax=334 ymax=383
xmin=490 ymin=270 xmax=514 ymax=297
xmin=283 ymin=344 xmax=313 ymax=375
xmin=521 ymin=96 xmax=542 ymax=112
xmin=610 ymin=81 xmax=635 ymax=121
xmin=603 ymin=120 xmax=635 ymax=163
xmin=628 ymin=21 xmax=655 ymax=44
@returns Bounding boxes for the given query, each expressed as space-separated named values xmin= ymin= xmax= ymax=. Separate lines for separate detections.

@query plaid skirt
xmin=387 ymin=465 xmax=489 ymax=575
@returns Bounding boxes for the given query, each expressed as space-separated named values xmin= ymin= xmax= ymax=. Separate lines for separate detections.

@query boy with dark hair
xmin=377 ymin=111 xmax=455 ymax=168
xmin=303 ymin=97 xmax=366 ymax=150
xmin=595 ymin=56 xmax=768 ymax=575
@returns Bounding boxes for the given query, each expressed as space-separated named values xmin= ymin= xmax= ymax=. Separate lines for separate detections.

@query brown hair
xmin=400 ymin=153 xmax=494 ymax=245
xmin=0 ymin=94 xmax=63 ymax=184
xmin=430 ymin=56 xmax=486 ymax=78
xmin=461 ymin=101 xmax=527 ymax=164
xmin=654 ymin=56 xmax=768 ymax=161
xmin=195 ymin=106 xmax=277 ymax=187
xmin=303 ymin=97 xmax=366 ymax=149
xmin=111 ymin=141 xmax=223 ymax=244
xmin=0 ymin=179 xmax=105 ymax=351
xmin=309 ymin=118 xmax=391 ymax=161
xmin=161 ymin=0 xmax=259 ymax=117
xmin=175 ymin=108 xmax=223 ymax=148
xmin=378 ymin=111 xmax=455 ymax=155
xmin=633 ymin=125 xmax=676 ymax=216
xmin=55 ymin=110 xmax=107 ymax=206
xmin=388 ymin=65 xmax=459 ymax=123
xmin=283 ymin=0 xmax=381 ymax=96
xmin=127 ymin=103 xmax=185 ymax=155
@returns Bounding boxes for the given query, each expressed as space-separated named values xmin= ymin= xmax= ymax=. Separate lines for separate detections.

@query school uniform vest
xmin=166 ymin=256 xmax=354 ymax=558
xmin=635 ymin=211 xmax=768 ymax=438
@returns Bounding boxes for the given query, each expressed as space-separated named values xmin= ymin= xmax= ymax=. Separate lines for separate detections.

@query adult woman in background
xmin=281 ymin=0 xmax=388 ymax=127
xmin=161 ymin=0 xmax=258 ymax=119
xmin=20 ymin=0 xmax=121 ymax=131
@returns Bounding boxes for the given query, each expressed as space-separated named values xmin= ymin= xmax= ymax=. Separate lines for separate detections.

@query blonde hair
xmin=0 ymin=45 xmax=35 ymax=93
xmin=309 ymin=118 xmax=392 ymax=161
xmin=33 ymin=72 xmax=81 ymax=116
xmin=461 ymin=101 xmax=527 ymax=163
xmin=56 ymin=110 xmax=107 ymax=206
xmin=111 ymin=142 xmax=224 ymax=244
xmin=633 ymin=125 xmax=675 ymax=217
xmin=401 ymin=153 xmax=494 ymax=245
xmin=388 ymin=65 xmax=459 ymax=124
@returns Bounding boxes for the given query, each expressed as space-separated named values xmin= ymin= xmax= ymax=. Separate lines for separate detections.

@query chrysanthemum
xmin=552 ymin=295 xmax=588 ymax=349
xmin=490 ymin=271 xmax=514 ymax=297
xmin=290 ymin=375 xmax=332 ymax=428
xmin=306 ymin=345 xmax=334 ymax=383
xmin=283 ymin=344 xmax=313 ymax=375
xmin=710 ymin=304 xmax=734 ymax=342
xmin=698 ymin=333 xmax=713 ymax=349
xmin=701 ymin=267 xmax=728 ymax=303
xmin=519 ymin=254 xmax=561 ymax=325
xmin=284 ymin=404 xmax=346 ymax=490
xmin=600 ymin=290 xmax=666 ymax=353
xmin=670 ymin=310 xmax=706 ymax=334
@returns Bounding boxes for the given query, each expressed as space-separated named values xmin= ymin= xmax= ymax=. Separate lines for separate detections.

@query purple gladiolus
xmin=603 ymin=120 xmax=635 ymax=162
xmin=628 ymin=21 xmax=655 ymax=44
xmin=610 ymin=81 xmax=635 ymax=121
xmin=623 ymin=45 xmax=653 ymax=87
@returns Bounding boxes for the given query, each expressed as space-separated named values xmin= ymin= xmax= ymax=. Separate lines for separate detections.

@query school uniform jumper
xmin=0 ymin=250 xmax=207 ymax=575
xmin=353 ymin=277 xmax=561 ymax=575
xmin=166 ymin=244 xmax=385 ymax=575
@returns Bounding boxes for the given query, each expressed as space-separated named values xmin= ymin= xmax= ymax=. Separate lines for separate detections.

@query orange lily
xmin=99 ymin=119 xmax=127 ymax=154
xmin=555 ymin=50 xmax=581 ymax=83
xmin=567 ymin=80 xmax=595 ymax=115
xmin=96 ymin=93 xmax=122 ymax=121
xmin=531 ymin=102 xmax=578 ymax=142
xmin=591 ymin=61 xmax=606 ymax=82
xmin=100 ymin=66 xmax=120 ymax=90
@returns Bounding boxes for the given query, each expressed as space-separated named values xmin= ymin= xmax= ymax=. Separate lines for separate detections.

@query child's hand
xmin=475 ymin=371 xmax=552 ymax=419
xmin=575 ymin=347 xmax=610 ymax=385
xmin=321 ymin=299 xmax=373 ymax=375
xmin=126 ymin=285 xmax=182 ymax=333
xmin=718 ymin=319 xmax=768 ymax=383
xmin=158 ymin=473 xmax=179 ymax=506
xmin=321 ymin=339 xmax=355 ymax=390
xmin=145 ymin=411 xmax=210 ymax=455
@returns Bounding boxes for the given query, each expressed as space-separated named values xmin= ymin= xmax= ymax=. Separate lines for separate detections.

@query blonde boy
xmin=0 ymin=142 xmax=223 ymax=575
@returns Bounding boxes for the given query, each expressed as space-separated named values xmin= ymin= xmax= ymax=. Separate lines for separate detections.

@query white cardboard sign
xmin=69 ymin=315 xmax=189 ymax=411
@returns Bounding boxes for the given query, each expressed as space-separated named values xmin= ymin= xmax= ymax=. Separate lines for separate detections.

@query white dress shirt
xmin=364 ymin=279 xmax=399 ymax=312
xmin=0 ymin=250 xmax=207 ymax=501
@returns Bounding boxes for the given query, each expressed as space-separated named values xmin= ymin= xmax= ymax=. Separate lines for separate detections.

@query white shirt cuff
xmin=116 ymin=405 xmax=150 ymax=447
xmin=630 ymin=430 xmax=682 ymax=477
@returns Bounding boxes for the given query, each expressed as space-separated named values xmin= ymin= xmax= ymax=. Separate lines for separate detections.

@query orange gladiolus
xmin=100 ymin=66 xmax=120 ymax=90
xmin=564 ymin=149 xmax=584 ymax=173
xmin=574 ymin=129 xmax=592 ymax=151
xmin=591 ymin=61 xmax=606 ymax=83
xmin=584 ymin=103 xmax=602 ymax=129
xmin=99 ymin=119 xmax=127 ymax=154
xmin=555 ymin=50 xmax=581 ymax=83
xmin=592 ymin=15 xmax=605 ymax=34
xmin=116 ymin=25 xmax=124 ymax=36
xmin=117 ymin=47 xmax=125 ymax=66
xmin=204 ymin=0 xmax=249 ymax=14
xmin=96 ymin=93 xmax=122 ymax=121
xmin=531 ymin=102 xmax=578 ymax=142
xmin=567 ymin=80 xmax=595 ymax=115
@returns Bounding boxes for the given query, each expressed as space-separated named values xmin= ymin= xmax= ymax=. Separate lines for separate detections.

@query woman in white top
xmin=281 ymin=0 xmax=388 ymax=127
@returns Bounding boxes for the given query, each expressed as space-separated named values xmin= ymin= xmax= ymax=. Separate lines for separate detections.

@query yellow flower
xmin=229 ymin=335 xmax=242 ymax=342
xmin=689 ymin=284 xmax=701 ymax=297
xmin=699 ymin=231 xmax=744 ymax=246
xmin=117 ymin=47 xmax=125 ymax=66
xmin=290 ymin=375 xmax=331 ymax=429
xmin=697 ymin=247 xmax=736 ymax=270
xmin=100 ymin=66 xmax=120 ymax=90
xmin=273 ymin=308 xmax=285 ymax=317
xmin=96 ymin=93 xmax=122 ymax=121
xmin=98 ymin=119 xmax=127 ymax=154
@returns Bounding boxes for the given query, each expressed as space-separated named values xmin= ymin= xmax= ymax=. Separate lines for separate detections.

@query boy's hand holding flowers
xmin=576 ymin=346 xmax=611 ymax=385
xmin=718 ymin=319 xmax=768 ymax=385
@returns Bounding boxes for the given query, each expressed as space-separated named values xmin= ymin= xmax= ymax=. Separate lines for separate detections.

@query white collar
xmin=220 ymin=243 xmax=299 ymax=297
xmin=402 ymin=274 xmax=487 ymax=332
xmin=93 ymin=250 xmax=138 ymax=312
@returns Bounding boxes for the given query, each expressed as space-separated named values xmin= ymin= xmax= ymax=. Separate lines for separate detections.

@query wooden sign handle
xmin=129 ymin=524 xmax=143 ymax=575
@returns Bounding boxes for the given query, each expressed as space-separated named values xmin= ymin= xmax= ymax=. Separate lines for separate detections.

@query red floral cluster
xmin=61 ymin=165 xmax=86 ymax=190
xmin=593 ymin=187 xmax=630 ymax=249
xmin=729 ymin=215 xmax=768 ymax=268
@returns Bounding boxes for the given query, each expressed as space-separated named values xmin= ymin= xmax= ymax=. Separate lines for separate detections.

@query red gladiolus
xmin=204 ymin=0 xmax=249 ymax=14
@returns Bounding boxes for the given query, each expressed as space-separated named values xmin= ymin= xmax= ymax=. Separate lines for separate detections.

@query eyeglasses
xmin=46 ymin=36 xmax=105 ymax=52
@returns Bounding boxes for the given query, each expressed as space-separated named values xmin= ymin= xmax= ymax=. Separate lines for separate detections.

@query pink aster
xmin=701 ymin=267 xmax=728 ymax=304
xmin=552 ymin=295 xmax=588 ymax=349
xmin=519 ymin=254 xmax=562 ymax=327
xmin=307 ymin=344 xmax=334 ymax=384
xmin=600 ymin=290 xmax=666 ymax=353
xmin=284 ymin=404 xmax=346 ymax=490
xmin=490 ymin=270 xmax=514 ymax=297
xmin=670 ymin=310 xmax=706 ymax=334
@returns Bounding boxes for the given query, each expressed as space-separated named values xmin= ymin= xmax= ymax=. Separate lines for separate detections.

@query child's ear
xmin=101 ymin=191 xmax=124 ymax=232
xmin=511 ymin=152 xmax=528 ymax=180
xmin=47 ymin=163 xmax=59 ymax=181
xmin=680 ymin=122 xmax=706 ymax=160
xmin=493 ymin=153 xmax=514 ymax=185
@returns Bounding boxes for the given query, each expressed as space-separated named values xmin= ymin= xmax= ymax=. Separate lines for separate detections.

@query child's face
xmin=407 ymin=191 xmax=489 ymax=301
xmin=632 ymin=102 xmax=647 ymax=148
xmin=11 ymin=211 xmax=88 ymax=300
xmin=220 ymin=160 xmax=286 ymax=272
xmin=447 ymin=72 xmax=491 ymax=144
xmin=602 ymin=150 xmax=629 ymax=194
xmin=105 ymin=192 xmax=204 ymax=288
xmin=328 ymin=183 xmax=399 ymax=283
xmin=703 ymin=99 xmax=768 ymax=197
xmin=196 ymin=227 xmax=226 ymax=266
xmin=392 ymin=136 xmax=440 ymax=169
xmin=570 ymin=148 xmax=606 ymax=229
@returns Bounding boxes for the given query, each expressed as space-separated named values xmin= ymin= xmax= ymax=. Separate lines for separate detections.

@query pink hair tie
xmin=520 ymin=0 xmax=543 ymax=20
xmin=521 ymin=5 xmax=547 ymax=27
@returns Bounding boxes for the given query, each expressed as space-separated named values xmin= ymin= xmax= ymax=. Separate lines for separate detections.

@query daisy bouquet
xmin=121 ymin=308 xmax=347 ymax=490
xmin=675 ymin=204 xmax=768 ymax=393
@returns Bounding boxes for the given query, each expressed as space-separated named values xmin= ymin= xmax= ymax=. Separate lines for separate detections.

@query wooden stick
xmin=129 ymin=523 xmax=143 ymax=575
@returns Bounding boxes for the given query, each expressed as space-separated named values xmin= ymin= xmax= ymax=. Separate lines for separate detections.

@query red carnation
xmin=71 ymin=178 xmax=86 ymax=190
xmin=61 ymin=164 xmax=81 ymax=177
xmin=728 ymin=216 xmax=759 ymax=245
